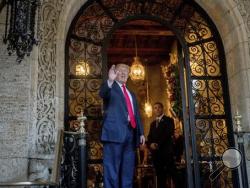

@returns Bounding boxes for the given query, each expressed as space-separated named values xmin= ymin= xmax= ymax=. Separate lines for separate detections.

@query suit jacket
xmin=99 ymin=81 xmax=144 ymax=146
xmin=147 ymin=115 xmax=174 ymax=164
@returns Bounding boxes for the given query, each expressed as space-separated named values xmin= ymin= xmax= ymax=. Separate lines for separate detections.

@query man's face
xmin=115 ymin=65 xmax=130 ymax=84
xmin=153 ymin=104 xmax=163 ymax=117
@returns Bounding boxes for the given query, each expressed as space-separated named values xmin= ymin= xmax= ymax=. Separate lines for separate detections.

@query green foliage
xmin=165 ymin=64 xmax=182 ymax=119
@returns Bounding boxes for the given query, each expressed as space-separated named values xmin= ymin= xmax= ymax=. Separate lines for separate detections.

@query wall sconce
xmin=130 ymin=35 xmax=145 ymax=81
xmin=75 ymin=59 xmax=90 ymax=76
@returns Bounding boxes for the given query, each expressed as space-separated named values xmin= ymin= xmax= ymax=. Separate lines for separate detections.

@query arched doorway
xmin=65 ymin=1 xmax=238 ymax=187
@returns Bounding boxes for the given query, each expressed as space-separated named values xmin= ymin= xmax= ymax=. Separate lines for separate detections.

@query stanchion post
xmin=77 ymin=111 xmax=87 ymax=188
xmin=234 ymin=112 xmax=249 ymax=188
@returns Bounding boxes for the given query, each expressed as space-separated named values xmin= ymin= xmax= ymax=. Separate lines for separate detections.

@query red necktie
xmin=122 ymin=84 xmax=136 ymax=128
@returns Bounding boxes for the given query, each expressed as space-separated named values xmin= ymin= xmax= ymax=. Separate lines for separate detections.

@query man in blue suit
xmin=99 ymin=64 xmax=145 ymax=188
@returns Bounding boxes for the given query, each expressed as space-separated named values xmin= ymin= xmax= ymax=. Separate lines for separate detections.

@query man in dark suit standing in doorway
xmin=147 ymin=102 xmax=175 ymax=188
xmin=99 ymin=64 xmax=145 ymax=188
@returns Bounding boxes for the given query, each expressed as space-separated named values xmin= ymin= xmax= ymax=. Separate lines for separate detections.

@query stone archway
xmin=49 ymin=0 xmax=249 ymax=187
xmin=54 ymin=0 xmax=250 ymax=130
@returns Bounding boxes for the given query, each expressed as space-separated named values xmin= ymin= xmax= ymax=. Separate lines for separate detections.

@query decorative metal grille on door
xmin=66 ymin=1 xmax=236 ymax=187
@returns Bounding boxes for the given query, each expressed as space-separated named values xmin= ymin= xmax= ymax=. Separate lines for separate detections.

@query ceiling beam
xmin=107 ymin=47 xmax=168 ymax=54
xmin=113 ymin=29 xmax=174 ymax=36
xmin=120 ymin=19 xmax=163 ymax=26
xmin=107 ymin=56 xmax=169 ymax=65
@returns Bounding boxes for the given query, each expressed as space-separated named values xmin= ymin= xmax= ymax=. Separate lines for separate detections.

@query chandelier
xmin=130 ymin=35 xmax=145 ymax=81
xmin=75 ymin=59 xmax=90 ymax=76
xmin=3 ymin=0 xmax=39 ymax=62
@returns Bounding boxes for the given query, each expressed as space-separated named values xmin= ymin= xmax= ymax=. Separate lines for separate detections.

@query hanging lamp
xmin=144 ymin=61 xmax=152 ymax=117
xmin=130 ymin=35 xmax=145 ymax=81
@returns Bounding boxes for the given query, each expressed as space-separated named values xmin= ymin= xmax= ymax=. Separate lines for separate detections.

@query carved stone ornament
xmin=35 ymin=0 xmax=65 ymax=154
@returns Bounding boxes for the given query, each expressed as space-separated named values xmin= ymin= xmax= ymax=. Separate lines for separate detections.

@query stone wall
xmin=0 ymin=6 xmax=30 ymax=181
xmin=0 ymin=0 xmax=67 ymax=182
xmin=234 ymin=0 xmax=250 ymax=49
xmin=233 ymin=0 xmax=250 ymax=186
xmin=233 ymin=0 xmax=250 ymax=129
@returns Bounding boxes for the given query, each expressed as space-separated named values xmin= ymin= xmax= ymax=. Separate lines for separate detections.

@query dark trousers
xmin=174 ymin=167 xmax=186 ymax=188
xmin=154 ymin=157 xmax=175 ymax=188
xmin=155 ymin=166 xmax=172 ymax=188
xmin=103 ymin=126 xmax=135 ymax=188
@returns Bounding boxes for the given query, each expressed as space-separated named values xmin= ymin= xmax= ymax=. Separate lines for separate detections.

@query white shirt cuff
xmin=107 ymin=80 xmax=114 ymax=88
